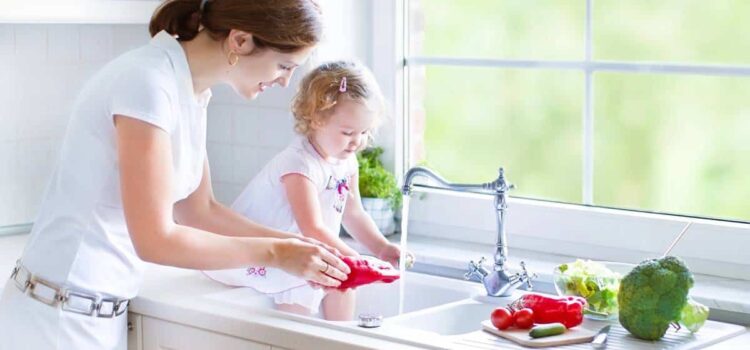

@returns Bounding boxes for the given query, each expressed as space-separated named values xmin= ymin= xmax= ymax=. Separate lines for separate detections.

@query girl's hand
xmin=377 ymin=243 xmax=415 ymax=269
xmin=273 ymin=238 xmax=351 ymax=288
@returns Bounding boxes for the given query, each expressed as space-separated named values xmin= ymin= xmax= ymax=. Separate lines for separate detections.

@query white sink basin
xmin=202 ymin=271 xmax=483 ymax=319
xmin=385 ymin=296 xmax=516 ymax=335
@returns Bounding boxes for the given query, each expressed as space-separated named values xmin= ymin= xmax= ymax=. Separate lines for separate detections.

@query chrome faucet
xmin=401 ymin=166 xmax=536 ymax=297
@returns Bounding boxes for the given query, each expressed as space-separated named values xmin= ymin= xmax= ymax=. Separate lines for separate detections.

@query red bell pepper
xmin=509 ymin=293 xmax=586 ymax=328
xmin=337 ymin=256 xmax=400 ymax=290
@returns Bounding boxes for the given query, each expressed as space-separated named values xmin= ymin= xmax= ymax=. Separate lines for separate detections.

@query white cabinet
xmin=141 ymin=316 xmax=272 ymax=350
xmin=2 ymin=1 xmax=160 ymax=24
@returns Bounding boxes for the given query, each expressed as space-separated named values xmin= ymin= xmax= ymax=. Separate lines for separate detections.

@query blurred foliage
xmin=409 ymin=0 xmax=750 ymax=221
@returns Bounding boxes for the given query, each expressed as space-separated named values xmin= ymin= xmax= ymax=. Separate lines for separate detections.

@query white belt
xmin=9 ymin=260 xmax=129 ymax=318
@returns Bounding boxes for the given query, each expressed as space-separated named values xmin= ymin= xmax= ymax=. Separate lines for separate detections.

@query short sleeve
xmin=110 ymin=68 xmax=175 ymax=133
xmin=275 ymin=150 xmax=321 ymax=186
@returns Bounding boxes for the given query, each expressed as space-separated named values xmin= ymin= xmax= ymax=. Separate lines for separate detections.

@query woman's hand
xmin=273 ymin=238 xmax=350 ymax=288
xmin=297 ymin=236 xmax=343 ymax=258
xmin=377 ymin=243 xmax=415 ymax=269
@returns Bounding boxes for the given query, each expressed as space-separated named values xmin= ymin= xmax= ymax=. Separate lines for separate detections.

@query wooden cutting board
xmin=481 ymin=320 xmax=597 ymax=348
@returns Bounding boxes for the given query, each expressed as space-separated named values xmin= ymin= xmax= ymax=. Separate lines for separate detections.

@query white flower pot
xmin=361 ymin=197 xmax=396 ymax=236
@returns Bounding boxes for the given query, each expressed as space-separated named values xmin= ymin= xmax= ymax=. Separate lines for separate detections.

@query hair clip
xmin=339 ymin=77 xmax=347 ymax=92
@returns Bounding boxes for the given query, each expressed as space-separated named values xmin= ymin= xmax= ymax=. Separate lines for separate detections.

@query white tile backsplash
xmin=112 ymin=25 xmax=150 ymax=54
xmin=14 ymin=25 xmax=47 ymax=62
xmin=17 ymin=138 xmax=55 ymax=186
xmin=80 ymin=25 xmax=113 ymax=62
xmin=206 ymin=142 xmax=232 ymax=183
xmin=47 ymin=25 xmax=80 ymax=64
xmin=0 ymin=141 xmax=18 ymax=185
xmin=231 ymin=145 xmax=261 ymax=185
xmin=0 ymin=25 xmax=14 ymax=56
xmin=212 ymin=182 xmax=246 ymax=206
xmin=231 ymin=106 xmax=295 ymax=148
xmin=0 ymin=24 xmax=148 ymax=226
xmin=207 ymin=105 xmax=233 ymax=143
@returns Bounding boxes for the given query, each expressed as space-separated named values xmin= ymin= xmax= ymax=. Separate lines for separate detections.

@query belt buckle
xmin=28 ymin=276 xmax=63 ymax=307
xmin=61 ymin=291 xmax=97 ymax=316
xmin=114 ymin=299 xmax=129 ymax=317
xmin=11 ymin=264 xmax=31 ymax=292
xmin=96 ymin=298 xmax=117 ymax=318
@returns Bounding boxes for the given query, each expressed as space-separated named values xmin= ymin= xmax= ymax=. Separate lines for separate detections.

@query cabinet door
xmin=142 ymin=316 xmax=271 ymax=350
xmin=127 ymin=313 xmax=143 ymax=350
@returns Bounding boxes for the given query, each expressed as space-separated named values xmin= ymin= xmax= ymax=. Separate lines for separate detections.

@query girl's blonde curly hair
xmin=292 ymin=61 xmax=385 ymax=136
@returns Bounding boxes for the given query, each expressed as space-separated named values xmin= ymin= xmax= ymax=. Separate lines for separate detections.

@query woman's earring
xmin=227 ymin=51 xmax=239 ymax=66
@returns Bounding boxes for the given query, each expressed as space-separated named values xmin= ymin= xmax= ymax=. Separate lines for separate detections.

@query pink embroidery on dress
xmin=246 ymin=266 xmax=267 ymax=277
xmin=336 ymin=178 xmax=349 ymax=194
xmin=333 ymin=177 xmax=350 ymax=213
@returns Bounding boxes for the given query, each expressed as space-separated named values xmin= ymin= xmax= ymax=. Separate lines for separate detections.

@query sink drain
xmin=357 ymin=313 xmax=383 ymax=328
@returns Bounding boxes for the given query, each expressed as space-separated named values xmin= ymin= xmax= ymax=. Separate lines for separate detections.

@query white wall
xmin=0 ymin=24 xmax=150 ymax=226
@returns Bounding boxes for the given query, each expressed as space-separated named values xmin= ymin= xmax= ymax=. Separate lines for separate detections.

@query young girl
xmin=204 ymin=61 xmax=405 ymax=320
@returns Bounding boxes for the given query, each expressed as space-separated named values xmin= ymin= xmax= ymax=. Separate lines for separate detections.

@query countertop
xmin=1 ymin=233 xmax=748 ymax=349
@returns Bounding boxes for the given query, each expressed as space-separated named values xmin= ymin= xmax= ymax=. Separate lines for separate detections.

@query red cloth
xmin=337 ymin=256 xmax=400 ymax=290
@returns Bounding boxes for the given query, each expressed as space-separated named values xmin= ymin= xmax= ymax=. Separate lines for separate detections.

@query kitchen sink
xmin=201 ymin=271 xmax=483 ymax=319
xmin=384 ymin=295 xmax=517 ymax=336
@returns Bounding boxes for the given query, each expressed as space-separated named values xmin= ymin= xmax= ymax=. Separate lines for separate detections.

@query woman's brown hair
xmin=149 ymin=0 xmax=322 ymax=53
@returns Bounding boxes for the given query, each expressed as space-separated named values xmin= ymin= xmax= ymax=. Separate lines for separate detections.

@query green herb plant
xmin=357 ymin=147 xmax=402 ymax=210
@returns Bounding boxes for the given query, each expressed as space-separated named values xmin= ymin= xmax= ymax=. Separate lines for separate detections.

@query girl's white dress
xmin=203 ymin=137 xmax=358 ymax=313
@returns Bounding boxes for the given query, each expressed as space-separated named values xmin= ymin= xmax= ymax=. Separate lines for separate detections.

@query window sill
xmin=403 ymin=189 xmax=750 ymax=280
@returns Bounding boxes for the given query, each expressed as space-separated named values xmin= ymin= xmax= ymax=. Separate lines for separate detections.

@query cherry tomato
xmin=513 ymin=308 xmax=535 ymax=329
xmin=491 ymin=307 xmax=514 ymax=330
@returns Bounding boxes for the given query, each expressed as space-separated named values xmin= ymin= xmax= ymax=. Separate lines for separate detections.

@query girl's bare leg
xmin=321 ymin=289 xmax=356 ymax=321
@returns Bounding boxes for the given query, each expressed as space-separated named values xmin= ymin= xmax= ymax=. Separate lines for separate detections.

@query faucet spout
xmin=402 ymin=166 xmax=532 ymax=297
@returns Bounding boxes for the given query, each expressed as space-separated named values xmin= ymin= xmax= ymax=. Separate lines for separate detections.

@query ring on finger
xmin=321 ymin=262 xmax=330 ymax=275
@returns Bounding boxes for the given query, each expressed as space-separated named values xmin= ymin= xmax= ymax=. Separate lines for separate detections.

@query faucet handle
xmin=464 ymin=257 xmax=489 ymax=281
xmin=519 ymin=261 xmax=537 ymax=290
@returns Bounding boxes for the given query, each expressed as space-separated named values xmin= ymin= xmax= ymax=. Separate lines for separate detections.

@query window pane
xmin=594 ymin=1 xmax=750 ymax=65
xmin=594 ymin=73 xmax=750 ymax=221
xmin=409 ymin=0 xmax=585 ymax=60
xmin=410 ymin=66 xmax=583 ymax=202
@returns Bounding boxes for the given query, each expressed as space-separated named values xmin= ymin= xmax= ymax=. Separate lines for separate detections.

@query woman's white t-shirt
xmin=19 ymin=31 xmax=210 ymax=299
xmin=203 ymin=137 xmax=358 ymax=296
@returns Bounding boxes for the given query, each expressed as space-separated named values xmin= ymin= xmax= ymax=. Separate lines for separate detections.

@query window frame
xmin=370 ymin=0 xmax=750 ymax=279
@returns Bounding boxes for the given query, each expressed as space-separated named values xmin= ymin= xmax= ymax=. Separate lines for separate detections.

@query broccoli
xmin=617 ymin=256 xmax=695 ymax=340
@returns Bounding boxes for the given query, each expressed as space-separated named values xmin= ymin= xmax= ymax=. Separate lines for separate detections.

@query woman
xmin=0 ymin=1 xmax=348 ymax=349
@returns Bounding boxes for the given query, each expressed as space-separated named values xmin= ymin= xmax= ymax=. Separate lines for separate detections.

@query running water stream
xmin=397 ymin=195 xmax=410 ymax=315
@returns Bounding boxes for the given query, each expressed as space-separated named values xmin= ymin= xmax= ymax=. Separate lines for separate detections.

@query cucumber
xmin=529 ymin=323 xmax=566 ymax=338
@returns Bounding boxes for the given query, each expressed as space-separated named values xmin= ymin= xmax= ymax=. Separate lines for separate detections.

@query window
xmin=405 ymin=0 xmax=750 ymax=223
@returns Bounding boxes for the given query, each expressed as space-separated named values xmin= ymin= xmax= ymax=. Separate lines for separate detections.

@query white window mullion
xmin=582 ymin=0 xmax=594 ymax=204
xmin=400 ymin=0 xmax=411 ymax=177
xmin=405 ymin=57 xmax=750 ymax=78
